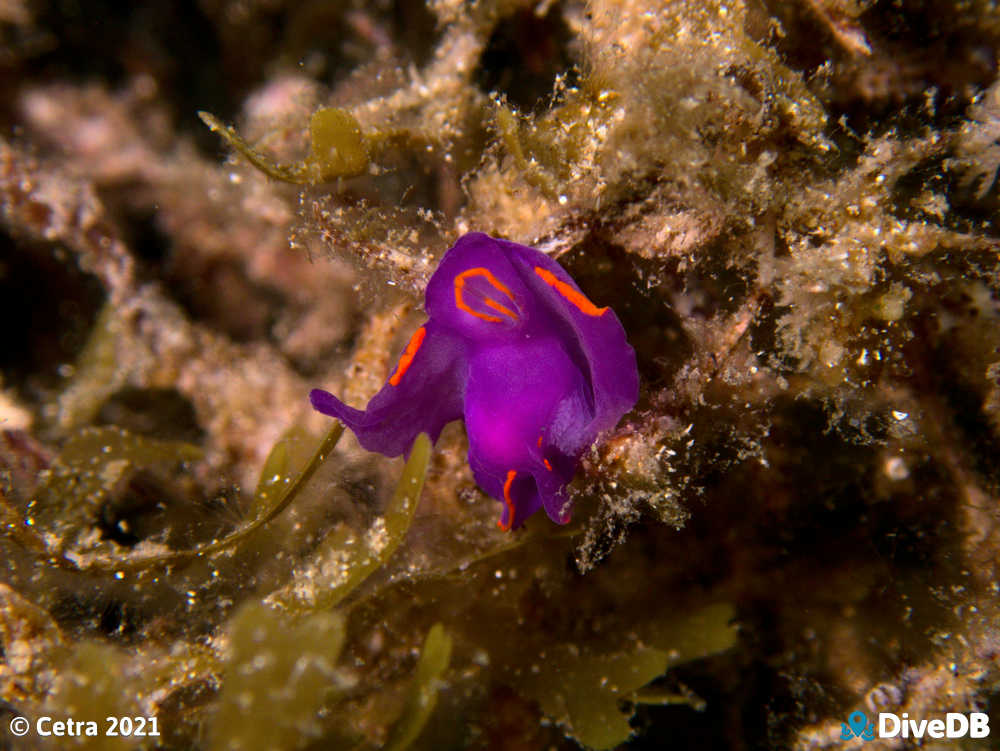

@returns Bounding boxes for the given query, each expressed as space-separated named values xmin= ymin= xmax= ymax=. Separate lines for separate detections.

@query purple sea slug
xmin=310 ymin=233 xmax=638 ymax=529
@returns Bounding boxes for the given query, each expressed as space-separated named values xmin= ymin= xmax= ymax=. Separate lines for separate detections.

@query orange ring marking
xmin=389 ymin=326 xmax=426 ymax=386
xmin=534 ymin=266 xmax=608 ymax=317
xmin=455 ymin=267 xmax=519 ymax=323
xmin=497 ymin=469 xmax=517 ymax=531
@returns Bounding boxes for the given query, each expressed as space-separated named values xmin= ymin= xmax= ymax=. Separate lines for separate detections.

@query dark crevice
xmin=0 ymin=230 xmax=106 ymax=393
xmin=749 ymin=296 xmax=799 ymax=373
xmin=283 ymin=0 xmax=440 ymax=77
xmin=97 ymin=469 xmax=173 ymax=549
xmin=390 ymin=0 xmax=440 ymax=68
xmin=49 ymin=592 xmax=137 ymax=641
xmin=164 ymin=258 xmax=285 ymax=344
xmin=475 ymin=4 xmax=579 ymax=112
xmin=683 ymin=237 xmax=757 ymax=318
xmin=628 ymin=652 xmax=782 ymax=751
xmin=560 ymin=236 xmax=693 ymax=392
xmin=115 ymin=204 xmax=172 ymax=268
xmin=26 ymin=0 xmax=234 ymax=157
xmin=97 ymin=387 xmax=204 ymax=445
xmin=621 ymin=393 xmax=965 ymax=748
xmin=892 ymin=153 xmax=1000 ymax=239
xmin=759 ymin=0 xmax=996 ymax=136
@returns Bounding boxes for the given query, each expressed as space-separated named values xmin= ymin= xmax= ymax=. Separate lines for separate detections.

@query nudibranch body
xmin=310 ymin=233 xmax=638 ymax=529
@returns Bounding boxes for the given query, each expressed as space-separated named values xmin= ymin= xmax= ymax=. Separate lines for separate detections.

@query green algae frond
xmin=383 ymin=622 xmax=454 ymax=751
xmin=266 ymin=431 xmax=431 ymax=612
xmin=208 ymin=603 xmax=351 ymax=751
xmin=199 ymin=106 xmax=425 ymax=185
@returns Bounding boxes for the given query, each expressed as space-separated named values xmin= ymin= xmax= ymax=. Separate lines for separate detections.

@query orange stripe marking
xmin=543 ymin=459 xmax=553 ymax=471
xmin=455 ymin=267 xmax=519 ymax=323
xmin=534 ymin=266 xmax=608 ymax=317
xmin=389 ymin=326 xmax=426 ymax=386
xmin=498 ymin=469 xmax=517 ymax=530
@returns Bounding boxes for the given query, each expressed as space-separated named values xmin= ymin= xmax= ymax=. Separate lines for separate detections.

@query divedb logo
xmin=841 ymin=709 xmax=990 ymax=742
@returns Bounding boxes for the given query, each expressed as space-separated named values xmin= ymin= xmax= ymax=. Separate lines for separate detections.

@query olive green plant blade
xmin=208 ymin=602 xmax=351 ymax=751
xmin=515 ymin=602 xmax=737 ymax=750
xmin=267 ymin=432 xmax=431 ymax=612
xmin=199 ymin=108 xmax=371 ymax=184
xmin=383 ymin=622 xmax=453 ymax=751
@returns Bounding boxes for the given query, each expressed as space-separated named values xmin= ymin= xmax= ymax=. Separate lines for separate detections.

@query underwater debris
xmin=311 ymin=233 xmax=638 ymax=529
